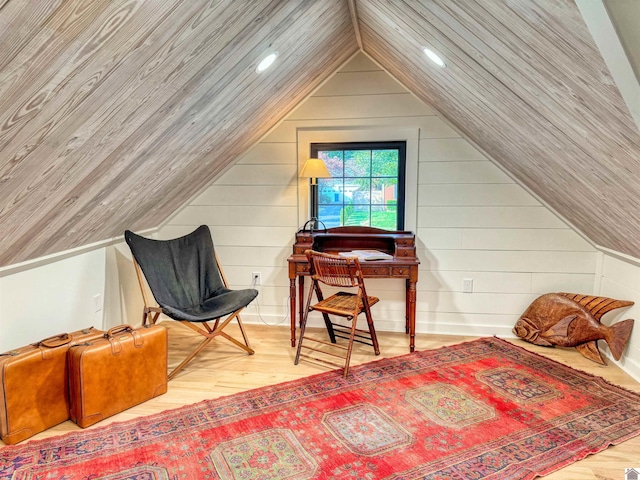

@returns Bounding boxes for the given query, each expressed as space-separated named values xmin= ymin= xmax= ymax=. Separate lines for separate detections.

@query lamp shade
xmin=300 ymin=158 xmax=330 ymax=179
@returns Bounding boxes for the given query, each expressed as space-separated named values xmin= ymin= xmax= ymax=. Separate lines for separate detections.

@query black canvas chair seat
xmin=125 ymin=225 xmax=258 ymax=379
xmin=162 ymin=289 xmax=258 ymax=322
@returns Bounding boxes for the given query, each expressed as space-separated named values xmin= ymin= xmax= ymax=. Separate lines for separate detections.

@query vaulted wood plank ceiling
xmin=358 ymin=0 xmax=640 ymax=257
xmin=1 ymin=0 xmax=639 ymax=266
xmin=0 ymin=0 xmax=356 ymax=265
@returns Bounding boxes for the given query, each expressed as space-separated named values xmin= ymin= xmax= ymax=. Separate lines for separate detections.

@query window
xmin=311 ymin=141 xmax=406 ymax=230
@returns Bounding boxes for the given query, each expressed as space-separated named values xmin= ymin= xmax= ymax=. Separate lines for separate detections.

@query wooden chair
xmin=125 ymin=226 xmax=258 ymax=380
xmin=294 ymin=250 xmax=380 ymax=377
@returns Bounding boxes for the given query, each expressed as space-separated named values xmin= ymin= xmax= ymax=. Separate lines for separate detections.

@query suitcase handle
xmin=106 ymin=325 xmax=134 ymax=337
xmin=106 ymin=324 xmax=144 ymax=352
xmin=38 ymin=333 xmax=72 ymax=348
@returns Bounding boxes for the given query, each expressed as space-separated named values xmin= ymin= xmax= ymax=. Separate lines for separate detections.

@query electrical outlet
xmin=93 ymin=294 xmax=103 ymax=312
xmin=462 ymin=278 xmax=473 ymax=293
xmin=252 ymin=272 xmax=261 ymax=286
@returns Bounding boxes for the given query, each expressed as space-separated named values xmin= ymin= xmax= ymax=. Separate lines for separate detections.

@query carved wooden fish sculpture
xmin=513 ymin=293 xmax=634 ymax=364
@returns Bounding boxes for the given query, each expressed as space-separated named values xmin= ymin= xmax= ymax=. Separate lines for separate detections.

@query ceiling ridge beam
xmin=576 ymin=0 xmax=640 ymax=131
xmin=347 ymin=0 xmax=363 ymax=49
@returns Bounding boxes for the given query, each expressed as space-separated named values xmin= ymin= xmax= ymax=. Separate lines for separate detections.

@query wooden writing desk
xmin=287 ymin=226 xmax=420 ymax=352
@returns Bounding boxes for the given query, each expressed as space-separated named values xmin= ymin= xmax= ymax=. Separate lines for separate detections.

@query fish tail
xmin=607 ymin=319 xmax=634 ymax=360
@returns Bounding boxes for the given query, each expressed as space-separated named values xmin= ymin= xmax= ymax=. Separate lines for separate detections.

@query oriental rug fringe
xmin=2 ymin=337 xmax=640 ymax=479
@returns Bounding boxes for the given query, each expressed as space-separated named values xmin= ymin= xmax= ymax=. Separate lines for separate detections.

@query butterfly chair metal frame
xmin=294 ymin=250 xmax=380 ymax=377
xmin=126 ymin=226 xmax=256 ymax=380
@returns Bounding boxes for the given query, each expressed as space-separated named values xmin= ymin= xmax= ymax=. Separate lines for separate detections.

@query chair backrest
xmin=305 ymin=250 xmax=363 ymax=288
xmin=124 ymin=226 xmax=225 ymax=309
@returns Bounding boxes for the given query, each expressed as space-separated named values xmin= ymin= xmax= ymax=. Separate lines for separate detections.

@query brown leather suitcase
xmin=68 ymin=324 xmax=168 ymax=428
xmin=0 ymin=326 xmax=105 ymax=444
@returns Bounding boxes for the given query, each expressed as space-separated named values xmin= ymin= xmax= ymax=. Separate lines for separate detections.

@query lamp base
xmin=302 ymin=218 xmax=326 ymax=233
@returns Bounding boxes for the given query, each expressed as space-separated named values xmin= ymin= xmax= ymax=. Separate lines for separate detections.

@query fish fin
xmin=542 ymin=314 xmax=577 ymax=338
xmin=558 ymin=293 xmax=634 ymax=321
xmin=576 ymin=341 xmax=606 ymax=365
xmin=531 ymin=337 xmax=554 ymax=347
xmin=607 ymin=319 xmax=634 ymax=360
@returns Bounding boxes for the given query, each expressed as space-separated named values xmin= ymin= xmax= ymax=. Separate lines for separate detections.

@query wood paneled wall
xmin=162 ymin=53 xmax=597 ymax=339
xmin=357 ymin=0 xmax=640 ymax=258
xmin=0 ymin=0 xmax=356 ymax=266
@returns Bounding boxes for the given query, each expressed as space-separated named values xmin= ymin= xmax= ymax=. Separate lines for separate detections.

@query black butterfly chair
xmin=124 ymin=226 xmax=258 ymax=380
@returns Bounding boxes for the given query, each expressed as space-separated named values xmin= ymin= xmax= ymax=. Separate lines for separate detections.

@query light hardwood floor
xmin=9 ymin=322 xmax=640 ymax=479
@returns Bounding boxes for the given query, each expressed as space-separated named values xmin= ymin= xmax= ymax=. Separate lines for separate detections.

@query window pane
xmin=318 ymin=205 xmax=341 ymax=228
xmin=372 ymin=150 xmax=398 ymax=177
xmin=371 ymin=178 xmax=397 ymax=205
xmin=342 ymin=205 xmax=370 ymax=226
xmin=372 ymin=205 xmax=397 ymax=229
xmin=347 ymin=178 xmax=370 ymax=205
xmin=318 ymin=151 xmax=343 ymax=177
xmin=344 ymin=150 xmax=370 ymax=177
xmin=318 ymin=178 xmax=342 ymax=205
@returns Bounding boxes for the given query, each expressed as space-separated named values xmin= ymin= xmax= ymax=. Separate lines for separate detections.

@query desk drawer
xmin=361 ymin=266 xmax=390 ymax=277
xmin=392 ymin=267 xmax=411 ymax=277
xmin=296 ymin=264 xmax=310 ymax=274
xmin=396 ymin=247 xmax=415 ymax=258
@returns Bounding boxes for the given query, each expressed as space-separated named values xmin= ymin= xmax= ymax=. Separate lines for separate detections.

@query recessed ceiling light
xmin=256 ymin=52 xmax=278 ymax=72
xmin=423 ymin=48 xmax=446 ymax=68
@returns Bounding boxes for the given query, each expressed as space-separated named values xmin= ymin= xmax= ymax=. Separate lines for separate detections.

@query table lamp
xmin=300 ymin=158 xmax=331 ymax=232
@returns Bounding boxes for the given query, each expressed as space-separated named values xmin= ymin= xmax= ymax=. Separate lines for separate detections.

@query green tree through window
xmin=311 ymin=142 xmax=406 ymax=230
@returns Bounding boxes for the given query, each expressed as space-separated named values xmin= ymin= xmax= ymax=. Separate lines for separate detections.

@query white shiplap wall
xmin=160 ymin=52 xmax=598 ymax=340
xmin=596 ymin=251 xmax=640 ymax=380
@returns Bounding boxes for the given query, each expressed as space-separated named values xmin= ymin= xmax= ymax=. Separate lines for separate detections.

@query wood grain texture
xmin=357 ymin=0 xmax=640 ymax=257
xmin=0 ymin=0 xmax=357 ymax=265
xmin=3 ymin=0 xmax=640 ymax=267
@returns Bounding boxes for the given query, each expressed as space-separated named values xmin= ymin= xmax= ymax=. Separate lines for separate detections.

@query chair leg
xmin=342 ymin=316 xmax=360 ymax=378
xmin=167 ymin=308 xmax=253 ymax=380
xmin=235 ymin=314 xmax=252 ymax=351
xmin=364 ymin=305 xmax=380 ymax=355
xmin=213 ymin=310 xmax=253 ymax=354
xmin=218 ymin=330 xmax=254 ymax=354
xmin=143 ymin=308 xmax=161 ymax=326
xmin=313 ymin=283 xmax=336 ymax=343
xmin=343 ymin=301 xmax=379 ymax=376
xmin=294 ymin=309 xmax=310 ymax=366
xmin=168 ymin=335 xmax=216 ymax=380
xmin=295 ymin=280 xmax=320 ymax=365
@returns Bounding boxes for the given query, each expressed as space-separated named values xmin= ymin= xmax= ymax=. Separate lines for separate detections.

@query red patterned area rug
xmin=2 ymin=337 xmax=640 ymax=479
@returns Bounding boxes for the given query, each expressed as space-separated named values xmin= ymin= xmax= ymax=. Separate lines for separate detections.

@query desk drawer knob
xmin=398 ymin=269 xmax=404 ymax=274
xmin=373 ymin=269 xmax=379 ymax=274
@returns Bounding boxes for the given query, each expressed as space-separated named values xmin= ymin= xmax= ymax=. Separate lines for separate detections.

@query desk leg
xmin=298 ymin=276 xmax=305 ymax=330
xmin=290 ymin=277 xmax=297 ymax=347
xmin=407 ymin=279 xmax=417 ymax=352
xmin=298 ymin=275 xmax=304 ymax=334
xmin=405 ymin=279 xmax=410 ymax=334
